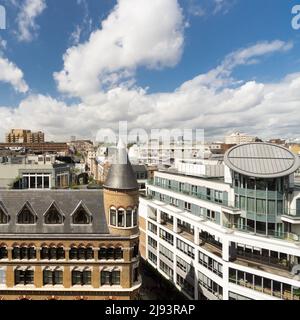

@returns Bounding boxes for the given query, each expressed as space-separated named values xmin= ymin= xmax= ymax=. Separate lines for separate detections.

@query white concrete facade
xmin=139 ymin=167 xmax=300 ymax=300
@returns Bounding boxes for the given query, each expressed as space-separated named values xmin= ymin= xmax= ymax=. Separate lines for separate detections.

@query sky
xmin=0 ymin=0 xmax=300 ymax=142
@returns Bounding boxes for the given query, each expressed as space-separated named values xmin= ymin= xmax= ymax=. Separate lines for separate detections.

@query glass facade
xmin=233 ymin=173 xmax=288 ymax=236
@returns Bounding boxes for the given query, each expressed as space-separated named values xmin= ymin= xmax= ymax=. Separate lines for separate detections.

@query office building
xmin=139 ymin=142 xmax=300 ymax=300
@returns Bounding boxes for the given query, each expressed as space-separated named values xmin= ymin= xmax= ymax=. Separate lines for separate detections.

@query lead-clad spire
xmin=103 ymin=139 xmax=139 ymax=190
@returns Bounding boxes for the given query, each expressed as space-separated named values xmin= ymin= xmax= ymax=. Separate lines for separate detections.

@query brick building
xmin=0 ymin=141 xmax=141 ymax=300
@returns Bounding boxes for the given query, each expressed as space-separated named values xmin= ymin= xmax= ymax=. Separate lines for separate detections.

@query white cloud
xmin=0 ymin=55 xmax=29 ymax=93
xmin=14 ymin=0 xmax=47 ymax=42
xmin=54 ymin=0 xmax=185 ymax=98
xmin=181 ymin=40 xmax=293 ymax=89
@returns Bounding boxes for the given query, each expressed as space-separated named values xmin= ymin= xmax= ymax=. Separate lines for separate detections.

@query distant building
xmin=0 ymin=142 xmax=69 ymax=155
xmin=0 ymin=154 xmax=74 ymax=189
xmin=5 ymin=129 xmax=45 ymax=144
xmin=268 ymin=139 xmax=286 ymax=146
xmin=225 ymin=132 xmax=257 ymax=145
xmin=207 ymin=143 xmax=236 ymax=155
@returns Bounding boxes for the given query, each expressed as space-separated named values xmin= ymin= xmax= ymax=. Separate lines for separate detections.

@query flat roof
xmin=224 ymin=142 xmax=300 ymax=178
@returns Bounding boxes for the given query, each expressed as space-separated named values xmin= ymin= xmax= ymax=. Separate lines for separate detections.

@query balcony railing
xmin=225 ymin=223 xmax=300 ymax=242
xmin=148 ymin=180 xmax=235 ymax=208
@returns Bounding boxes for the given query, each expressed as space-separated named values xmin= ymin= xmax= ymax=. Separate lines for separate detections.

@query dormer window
xmin=72 ymin=203 xmax=92 ymax=225
xmin=17 ymin=203 xmax=36 ymax=224
xmin=0 ymin=204 xmax=9 ymax=224
xmin=44 ymin=203 xmax=64 ymax=225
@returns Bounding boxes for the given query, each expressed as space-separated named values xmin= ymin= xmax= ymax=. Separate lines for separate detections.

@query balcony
xmin=224 ymin=223 xmax=300 ymax=242
xmin=148 ymin=180 xmax=234 ymax=209
xmin=199 ymin=233 xmax=222 ymax=258
xmin=281 ymin=209 xmax=300 ymax=224
xmin=177 ymin=225 xmax=194 ymax=243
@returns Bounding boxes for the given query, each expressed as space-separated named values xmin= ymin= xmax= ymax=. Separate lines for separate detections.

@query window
xmin=100 ymin=269 xmax=121 ymax=286
xmin=0 ymin=207 xmax=8 ymax=224
xmin=15 ymin=268 xmax=34 ymax=285
xmin=148 ymin=251 xmax=157 ymax=264
xmin=117 ymin=209 xmax=125 ymax=227
xmin=99 ymin=247 xmax=106 ymax=260
xmin=107 ymin=247 xmax=115 ymax=260
xmin=0 ymin=246 xmax=8 ymax=259
xmin=72 ymin=204 xmax=91 ymax=224
xmin=148 ymin=236 xmax=157 ymax=249
xmin=159 ymin=229 xmax=174 ymax=245
xmin=115 ymin=247 xmax=123 ymax=260
xmin=0 ymin=268 xmax=6 ymax=285
xmin=44 ymin=203 xmax=63 ymax=224
xmin=101 ymin=270 xmax=110 ymax=285
xmin=112 ymin=270 xmax=120 ymax=285
xmin=43 ymin=268 xmax=63 ymax=285
xmin=177 ymin=239 xmax=194 ymax=259
xmin=132 ymin=244 xmax=139 ymax=258
xmin=133 ymin=267 xmax=139 ymax=283
xmin=86 ymin=247 xmax=94 ymax=260
xmin=41 ymin=247 xmax=49 ymax=260
xmin=17 ymin=203 xmax=36 ymax=224
xmin=159 ymin=260 xmax=173 ymax=278
xmin=159 ymin=244 xmax=173 ymax=262
xmin=126 ymin=209 xmax=133 ymax=227
xmin=72 ymin=268 xmax=91 ymax=286
xmin=69 ymin=247 xmax=77 ymax=260
xmin=12 ymin=247 xmax=20 ymax=260
xmin=110 ymin=208 xmax=117 ymax=226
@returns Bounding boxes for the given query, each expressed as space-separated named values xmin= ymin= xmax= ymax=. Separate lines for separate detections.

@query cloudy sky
xmin=0 ymin=0 xmax=300 ymax=142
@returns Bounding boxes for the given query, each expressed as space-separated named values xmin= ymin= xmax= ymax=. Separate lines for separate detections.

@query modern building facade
xmin=5 ymin=130 xmax=45 ymax=144
xmin=139 ymin=142 xmax=300 ymax=300
xmin=225 ymin=132 xmax=258 ymax=145
xmin=0 ymin=142 xmax=141 ymax=300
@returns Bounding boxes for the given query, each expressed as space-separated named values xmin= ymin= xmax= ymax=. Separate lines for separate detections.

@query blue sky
xmin=0 ymin=0 xmax=300 ymax=141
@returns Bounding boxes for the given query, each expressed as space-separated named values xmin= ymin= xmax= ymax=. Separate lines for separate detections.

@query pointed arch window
xmin=17 ymin=203 xmax=36 ymax=224
xmin=44 ymin=203 xmax=64 ymax=225
xmin=72 ymin=203 xmax=91 ymax=225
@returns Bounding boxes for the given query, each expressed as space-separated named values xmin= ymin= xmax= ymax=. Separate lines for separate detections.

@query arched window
xmin=72 ymin=204 xmax=91 ymax=225
xmin=17 ymin=203 xmax=36 ymax=224
xmin=115 ymin=247 xmax=123 ymax=260
xmin=44 ymin=203 xmax=63 ymax=224
xmin=110 ymin=207 xmax=117 ymax=226
xmin=0 ymin=246 xmax=8 ymax=259
xmin=69 ymin=247 xmax=77 ymax=260
xmin=41 ymin=246 xmax=49 ymax=260
xmin=126 ymin=208 xmax=133 ymax=227
xmin=117 ymin=208 xmax=125 ymax=227
xmin=133 ymin=207 xmax=138 ymax=227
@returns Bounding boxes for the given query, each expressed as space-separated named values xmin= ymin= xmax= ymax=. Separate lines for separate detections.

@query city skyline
xmin=0 ymin=1 xmax=300 ymax=141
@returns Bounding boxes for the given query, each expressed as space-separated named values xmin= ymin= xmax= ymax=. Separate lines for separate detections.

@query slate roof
xmin=0 ymin=190 xmax=110 ymax=237
xmin=104 ymin=140 xmax=139 ymax=190
xmin=224 ymin=143 xmax=300 ymax=178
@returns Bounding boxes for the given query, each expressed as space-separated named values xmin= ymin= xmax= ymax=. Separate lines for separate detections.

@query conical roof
xmin=103 ymin=139 xmax=139 ymax=190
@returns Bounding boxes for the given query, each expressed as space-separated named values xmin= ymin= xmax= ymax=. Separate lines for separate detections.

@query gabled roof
xmin=0 ymin=190 xmax=109 ymax=236
xmin=224 ymin=142 xmax=300 ymax=178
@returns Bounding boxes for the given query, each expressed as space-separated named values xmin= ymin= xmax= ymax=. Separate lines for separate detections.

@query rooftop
xmin=224 ymin=142 xmax=300 ymax=178
xmin=0 ymin=190 xmax=109 ymax=237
